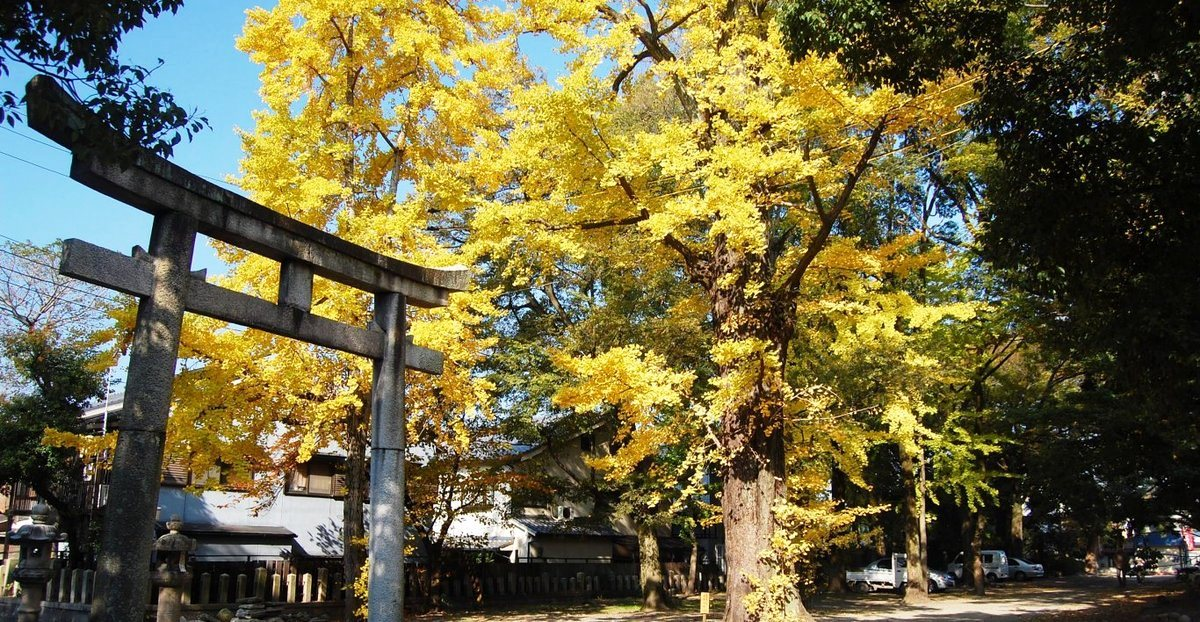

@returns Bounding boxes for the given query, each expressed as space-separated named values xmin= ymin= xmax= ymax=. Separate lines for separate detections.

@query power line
xmin=1 ymin=263 xmax=124 ymax=308
xmin=0 ymin=148 xmax=69 ymax=179
xmin=0 ymin=275 xmax=120 ymax=317
xmin=0 ymin=127 xmax=244 ymax=190
xmin=0 ymin=240 xmax=61 ymax=271
xmin=0 ymin=242 xmax=127 ymax=305
xmin=1 ymin=126 xmax=68 ymax=153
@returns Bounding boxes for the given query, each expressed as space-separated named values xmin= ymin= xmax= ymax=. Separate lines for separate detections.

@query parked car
xmin=846 ymin=554 xmax=956 ymax=593
xmin=1007 ymin=557 xmax=1045 ymax=580
xmin=947 ymin=550 xmax=1010 ymax=582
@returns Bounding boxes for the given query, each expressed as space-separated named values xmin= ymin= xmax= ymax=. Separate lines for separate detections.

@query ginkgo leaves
xmin=552 ymin=345 xmax=694 ymax=481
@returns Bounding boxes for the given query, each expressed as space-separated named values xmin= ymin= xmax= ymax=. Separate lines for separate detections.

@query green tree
xmin=2 ymin=0 xmax=207 ymax=156
xmin=972 ymin=4 xmax=1200 ymax=512
xmin=0 ymin=331 xmax=105 ymax=566
xmin=0 ymin=240 xmax=115 ymax=567
xmin=777 ymin=0 xmax=1200 ymax=556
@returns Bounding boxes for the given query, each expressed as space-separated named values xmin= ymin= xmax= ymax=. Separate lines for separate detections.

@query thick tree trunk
xmin=344 ymin=403 xmax=369 ymax=621
xmin=722 ymin=421 xmax=809 ymax=621
xmin=901 ymin=445 xmax=929 ymax=603
xmin=638 ymin=522 xmax=669 ymax=611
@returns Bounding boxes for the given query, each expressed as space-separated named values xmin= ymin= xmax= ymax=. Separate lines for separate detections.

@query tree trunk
xmin=901 ymin=445 xmax=929 ymax=604
xmin=343 ymin=402 xmax=369 ymax=621
xmin=969 ymin=511 xmax=985 ymax=596
xmin=722 ymin=420 xmax=809 ymax=621
xmin=1084 ymin=531 xmax=1101 ymax=575
xmin=638 ymin=522 xmax=669 ymax=611
xmin=826 ymin=466 xmax=853 ymax=592
xmin=427 ymin=538 xmax=444 ymax=611
xmin=1009 ymin=492 xmax=1024 ymax=558
xmin=685 ymin=536 xmax=698 ymax=596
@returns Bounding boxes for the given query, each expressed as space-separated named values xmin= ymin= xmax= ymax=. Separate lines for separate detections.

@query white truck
xmin=947 ymin=550 xmax=1011 ymax=582
xmin=845 ymin=554 xmax=955 ymax=593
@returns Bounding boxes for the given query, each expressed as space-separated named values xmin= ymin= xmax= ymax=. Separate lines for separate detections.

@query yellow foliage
xmin=163 ymin=0 xmax=527 ymax=521
xmin=42 ymin=427 xmax=115 ymax=458
xmin=553 ymin=346 xmax=695 ymax=482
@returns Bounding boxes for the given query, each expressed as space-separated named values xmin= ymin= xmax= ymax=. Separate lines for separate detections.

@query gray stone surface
xmin=91 ymin=212 xmax=197 ymax=622
xmin=367 ymin=291 xmax=408 ymax=621
xmin=61 ymin=239 xmax=444 ymax=373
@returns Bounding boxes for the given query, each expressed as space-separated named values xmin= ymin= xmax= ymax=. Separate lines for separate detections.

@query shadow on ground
xmin=412 ymin=576 xmax=1200 ymax=621
xmin=807 ymin=574 xmax=1200 ymax=621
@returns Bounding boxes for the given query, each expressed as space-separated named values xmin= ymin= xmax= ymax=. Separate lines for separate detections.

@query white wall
xmin=156 ymin=487 xmax=346 ymax=557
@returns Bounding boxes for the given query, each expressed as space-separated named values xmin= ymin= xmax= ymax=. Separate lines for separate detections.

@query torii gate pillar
xmin=90 ymin=212 xmax=197 ymax=620
xmin=369 ymin=292 xmax=407 ymax=619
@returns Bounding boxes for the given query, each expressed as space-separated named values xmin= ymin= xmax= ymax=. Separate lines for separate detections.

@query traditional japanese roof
xmin=512 ymin=517 xmax=624 ymax=538
xmin=158 ymin=521 xmax=295 ymax=540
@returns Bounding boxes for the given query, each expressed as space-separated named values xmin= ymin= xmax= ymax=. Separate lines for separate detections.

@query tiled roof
xmin=513 ymin=517 xmax=623 ymax=537
xmin=160 ymin=521 xmax=295 ymax=539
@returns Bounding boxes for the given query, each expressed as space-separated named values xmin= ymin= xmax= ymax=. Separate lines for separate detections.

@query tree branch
xmin=780 ymin=116 xmax=890 ymax=294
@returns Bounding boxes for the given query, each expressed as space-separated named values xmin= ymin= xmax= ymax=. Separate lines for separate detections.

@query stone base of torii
xmin=25 ymin=75 xmax=467 ymax=622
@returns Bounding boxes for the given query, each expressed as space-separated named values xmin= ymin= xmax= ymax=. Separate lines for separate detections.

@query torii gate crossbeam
xmin=25 ymin=76 xmax=464 ymax=622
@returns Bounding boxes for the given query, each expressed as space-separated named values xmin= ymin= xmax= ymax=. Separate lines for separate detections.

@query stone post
xmin=151 ymin=515 xmax=195 ymax=622
xmin=91 ymin=212 xmax=197 ymax=622
xmin=10 ymin=503 xmax=59 ymax=622
xmin=368 ymin=292 xmax=407 ymax=620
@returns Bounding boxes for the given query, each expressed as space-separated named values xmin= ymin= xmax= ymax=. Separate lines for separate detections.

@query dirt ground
xmin=414 ymin=574 xmax=1200 ymax=621
xmin=807 ymin=574 xmax=1200 ymax=621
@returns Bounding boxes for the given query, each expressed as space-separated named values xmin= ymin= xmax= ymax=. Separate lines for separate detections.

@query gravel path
xmin=808 ymin=574 xmax=1195 ymax=621
xmin=415 ymin=574 xmax=1200 ymax=621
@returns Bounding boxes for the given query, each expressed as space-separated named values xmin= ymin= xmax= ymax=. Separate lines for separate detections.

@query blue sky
xmin=0 ymin=2 xmax=567 ymax=281
xmin=1 ymin=1 xmax=267 ymax=275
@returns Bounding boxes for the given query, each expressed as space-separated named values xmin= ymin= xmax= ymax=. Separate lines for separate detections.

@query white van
xmin=948 ymin=550 xmax=1010 ymax=582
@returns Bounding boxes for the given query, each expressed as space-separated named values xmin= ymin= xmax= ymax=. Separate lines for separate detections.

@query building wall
xmin=530 ymin=537 xmax=615 ymax=562
xmin=156 ymin=487 xmax=346 ymax=558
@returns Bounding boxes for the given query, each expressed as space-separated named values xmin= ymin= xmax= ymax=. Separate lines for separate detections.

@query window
xmin=286 ymin=458 xmax=346 ymax=498
xmin=190 ymin=462 xmax=253 ymax=491
xmin=162 ymin=460 xmax=251 ymax=491
xmin=580 ymin=433 xmax=594 ymax=453
xmin=162 ymin=460 xmax=189 ymax=487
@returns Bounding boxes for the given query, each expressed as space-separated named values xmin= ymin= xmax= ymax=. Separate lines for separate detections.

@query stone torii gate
xmin=25 ymin=76 xmax=465 ymax=622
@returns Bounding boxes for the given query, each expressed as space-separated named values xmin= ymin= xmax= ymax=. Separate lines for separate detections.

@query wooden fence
xmin=0 ymin=559 xmax=344 ymax=609
xmin=0 ymin=557 xmax=727 ymax=617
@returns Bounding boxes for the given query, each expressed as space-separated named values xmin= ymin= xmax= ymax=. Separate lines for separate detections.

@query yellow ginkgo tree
xmin=161 ymin=0 xmax=526 ymax=617
xmin=456 ymin=1 xmax=973 ymax=619
xmin=552 ymin=345 xmax=703 ymax=610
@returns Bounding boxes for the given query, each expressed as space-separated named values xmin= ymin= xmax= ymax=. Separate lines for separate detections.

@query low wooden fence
xmin=0 ymin=557 xmax=727 ymax=619
xmin=0 ymin=558 xmax=345 ymax=610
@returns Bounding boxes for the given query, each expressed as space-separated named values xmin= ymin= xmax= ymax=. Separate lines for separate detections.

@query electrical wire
xmin=0 ymin=148 xmax=69 ymax=178
xmin=0 ymin=263 xmax=123 ymax=309
xmin=0 ymin=127 xmax=244 ymax=190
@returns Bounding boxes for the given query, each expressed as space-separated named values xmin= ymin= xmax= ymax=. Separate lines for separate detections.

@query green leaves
xmin=1 ymin=0 xmax=207 ymax=157
xmin=776 ymin=0 xmax=1018 ymax=94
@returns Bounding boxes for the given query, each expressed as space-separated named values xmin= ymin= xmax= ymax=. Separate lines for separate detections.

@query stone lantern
xmin=9 ymin=503 xmax=59 ymax=622
xmin=151 ymin=515 xmax=194 ymax=622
